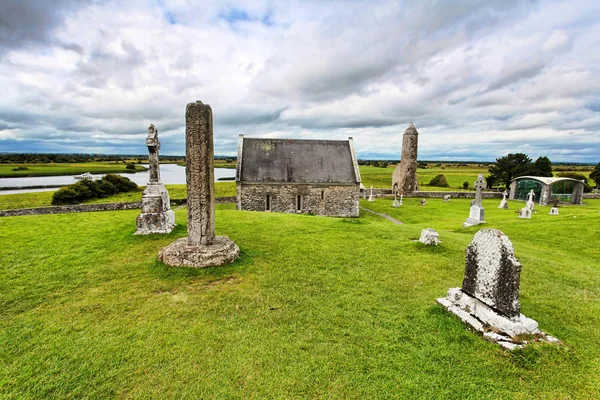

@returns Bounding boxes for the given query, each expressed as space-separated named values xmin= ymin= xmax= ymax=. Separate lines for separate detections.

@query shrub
xmin=463 ymin=181 xmax=469 ymax=190
xmin=103 ymin=174 xmax=138 ymax=192
xmin=429 ymin=174 xmax=449 ymax=187
xmin=51 ymin=174 xmax=138 ymax=205
xmin=126 ymin=163 xmax=136 ymax=170
xmin=12 ymin=166 xmax=29 ymax=171
xmin=52 ymin=188 xmax=80 ymax=205
xmin=418 ymin=162 xmax=428 ymax=169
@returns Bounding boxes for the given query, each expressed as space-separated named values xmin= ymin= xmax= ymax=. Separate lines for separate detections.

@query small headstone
xmin=518 ymin=190 xmax=535 ymax=219
xmin=540 ymin=193 xmax=548 ymax=206
xmin=463 ymin=174 xmax=486 ymax=227
xmin=437 ymin=229 xmax=558 ymax=348
xmin=135 ymin=124 xmax=175 ymax=234
xmin=399 ymin=194 xmax=403 ymax=206
xmin=419 ymin=228 xmax=439 ymax=246
xmin=549 ymin=208 xmax=559 ymax=215
xmin=368 ymin=185 xmax=375 ymax=202
xmin=158 ymin=101 xmax=240 ymax=268
xmin=498 ymin=190 xmax=508 ymax=209
xmin=392 ymin=191 xmax=400 ymax=208
xmin=419 ymin=198 xmax=426 ymax=206
xmin=443 ymin=194 xmax=451 ymax=202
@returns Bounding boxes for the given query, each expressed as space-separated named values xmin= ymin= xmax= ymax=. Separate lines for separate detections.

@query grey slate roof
xmin=237 ymin=137 xmax=360 ymax=184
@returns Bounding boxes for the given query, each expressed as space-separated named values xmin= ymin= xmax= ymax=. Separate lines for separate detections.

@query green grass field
xmin=0 ymin=196 xmax=599 ymax=398
xmin=0 ymin=163 xmax=147 ymax=178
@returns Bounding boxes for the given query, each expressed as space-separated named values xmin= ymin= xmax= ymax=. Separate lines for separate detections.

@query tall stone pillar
xmin=158 ymin=101 xmax=240 ymax=268
xmin=572 ymin=181 xmax=584 ymax=205
xmin=185 ymin=102 xmax=215 ymax=247
xmin=135 ymin=124 xmax=175 ymax=234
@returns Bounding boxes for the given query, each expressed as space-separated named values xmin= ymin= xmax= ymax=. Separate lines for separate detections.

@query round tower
xmin=392 ymin=123 xmax=419 ymax=194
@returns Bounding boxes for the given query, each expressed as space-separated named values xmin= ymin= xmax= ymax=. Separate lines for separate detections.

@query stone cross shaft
xmin=185 ymin=101 xmax=215 ymax=247
xmin=474 ymin=174 xmax=486 ymax=207
xmin=146 ymin=124 xmax=161 ymax=183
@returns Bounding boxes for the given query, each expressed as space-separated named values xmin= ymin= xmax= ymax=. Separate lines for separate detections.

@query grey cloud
xmin=0 ymin=0 xmax=93 ymax=56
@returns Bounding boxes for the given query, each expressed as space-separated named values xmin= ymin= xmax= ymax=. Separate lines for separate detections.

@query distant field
xmin=359 ymin=165 xmax=487 ymax=191
xmin=0 ymin=162 xmax=147 ymax=178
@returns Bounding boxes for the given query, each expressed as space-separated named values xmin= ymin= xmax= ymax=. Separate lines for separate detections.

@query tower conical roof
xmin=404 ymin=122 xmax=418 ymax=135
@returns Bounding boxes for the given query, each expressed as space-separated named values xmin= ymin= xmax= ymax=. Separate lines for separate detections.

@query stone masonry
xmin=158 ymin=101 xmax=240 ymax=268
xmin=392 ymin=123 xmax=419 ymax=194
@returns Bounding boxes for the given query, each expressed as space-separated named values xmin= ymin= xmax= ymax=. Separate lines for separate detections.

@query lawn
xmin=0 ymin=183 xmax=236 ymax=210
xmin=1 ymin=196 xmax=599 ymax=398
xmin=0 ymin=162 xmax=148 ymax=178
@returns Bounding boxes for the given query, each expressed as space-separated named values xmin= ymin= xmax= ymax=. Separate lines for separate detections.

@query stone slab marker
xmin=158 ymin=101 xmax=240 ymax=268
xmin=437 ymin=229 xmax=559 ymax=349
xmin=498 ymin=190 xmax=508 ymax=209
xmin=135 ymin=124 xmax=175 ymax=234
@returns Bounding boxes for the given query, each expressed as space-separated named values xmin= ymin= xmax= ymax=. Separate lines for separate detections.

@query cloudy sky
xmin=1 ymin=0 xmax=599 ymax=162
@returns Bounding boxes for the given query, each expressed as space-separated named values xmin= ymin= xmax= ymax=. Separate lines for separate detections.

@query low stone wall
xmin=0 ymin=197 xmax=236 ymax=218
xmin=583 ymin=193 xmax=600 ymax=199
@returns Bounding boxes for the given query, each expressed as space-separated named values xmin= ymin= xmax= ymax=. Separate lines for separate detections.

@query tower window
xmin=266 ymin=194 xmax=271 ymax=211
xmin=296 ymin=195 xmax=302 ymax=212
xmin=321 ymin=190 xmax=324 ymax=200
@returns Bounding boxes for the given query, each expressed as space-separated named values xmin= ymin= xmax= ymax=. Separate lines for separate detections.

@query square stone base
xmin=158 ymin=236 xmax=240 ymax=268
xmin=437 ymin=288 xmax=559 ymax=350
xmin=463 ymin=206 xmax=485 ymax=227
xmin=135 ymin=209 xmax=175 ymax=234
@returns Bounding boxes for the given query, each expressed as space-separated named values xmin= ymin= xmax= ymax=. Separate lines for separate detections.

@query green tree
xmin=488 ymin=153 xmax=532 ymax=189
xmin=529 ymin=156 xmax=553 ymax=177
xmin=428 ymin=174 xmax=449 ymax=187
xmin=590 ymin=162 xmax=600 ymax=188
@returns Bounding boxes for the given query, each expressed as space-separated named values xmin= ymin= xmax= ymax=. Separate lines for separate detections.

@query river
xmin=0 ymin=164 xmax=236 ymax=195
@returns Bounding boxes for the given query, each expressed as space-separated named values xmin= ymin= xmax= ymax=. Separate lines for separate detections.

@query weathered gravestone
xmin=135 ymin=124 xmax=175 ymax=234
xmin=498 ymin=190 xmax=509 ymax=209
xmin=419 ymin=228 xmax=439 ymax=246
xmin=437 ymin=229 xmax=559 ymax=349
xmin=419 ymin=198 xmax=426 ymax=206
xmin=443 ymin=194 xmax=451 ymax=202
xmin=463 ymin=174 xmax=486 ymax=227
xmin=158 ymin=101 xmax=240 ymax=267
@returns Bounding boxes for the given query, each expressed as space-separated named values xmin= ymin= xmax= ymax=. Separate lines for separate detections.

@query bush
xmin=51 ymin=174 xmax=138 ymax=205
xmin=429 ymin=174 xmax=449 ymax=187
xmin=126 ymin=163 xmax=136 ymax=170
xmin=51 ymin=188 xmax=80 ymax=205
xmin=12 ymin=166 xmax=29 ymax=171
xmin=418 ymin=162 xmax=428 ymax=169
xmin=463 ymin=181 xmax=469 ymax=190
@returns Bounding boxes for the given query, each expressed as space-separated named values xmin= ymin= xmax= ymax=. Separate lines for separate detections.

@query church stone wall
xmin=237 ymin=183 xmax=359 ymax=217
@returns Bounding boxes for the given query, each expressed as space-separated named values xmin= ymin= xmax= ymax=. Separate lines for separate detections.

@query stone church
xmin=235 ymin=136 xmax=362 ymax=217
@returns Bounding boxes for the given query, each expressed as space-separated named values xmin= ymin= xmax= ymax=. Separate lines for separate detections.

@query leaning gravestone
xmin=443 ymin=194 xmax=451 ymax=203
xmin=158 ymin=101 xmax=240 ymax=267
xmin=437 ymin=229 xmax=559 ymax=349
xmin=498 ymin=190 xmax=509 ymax=209
xmin=135 ymin=124 xmax=175 ymax=234
xmin=463 ymin=174 xmax=486 ymax=227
